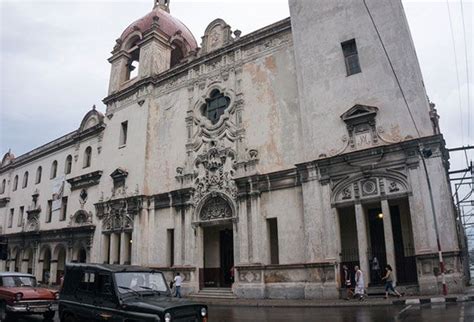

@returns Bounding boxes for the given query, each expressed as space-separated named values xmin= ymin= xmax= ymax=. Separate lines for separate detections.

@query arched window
xmin=50 ymin=160 xmax=58 ymax=179
xmin=0 ymin=179 xmax=5 ymax=194
xmin=22 ymin=171 xmax=29 ymax=188
xmin=13 ymin=175 xmax=18 ymax=191
xmin=83 ymin=147 xmax=92 ymax=168
xmin=170 ymin=43 xmax=184 ymax=68
xmin=65 ymin=155 xmax=72 ymax=174
xmin=35 ymin=166 xmax=42 ymax=184
xmin=125 ymin=37 xmax=140 ymax=81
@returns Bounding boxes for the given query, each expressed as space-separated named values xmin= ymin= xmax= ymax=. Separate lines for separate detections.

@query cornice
xmin=0 ymin=123 xmax=106 ymax=174
xmin=103 ymin=17 xmax=292 ymax=105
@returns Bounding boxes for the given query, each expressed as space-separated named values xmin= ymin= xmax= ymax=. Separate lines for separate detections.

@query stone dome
xmin=120 ymin=6 xmax=198 ymax=51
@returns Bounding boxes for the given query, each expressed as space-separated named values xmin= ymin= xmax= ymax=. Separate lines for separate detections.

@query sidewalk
xmin=188 ymin=290 xmax=474 ymax=308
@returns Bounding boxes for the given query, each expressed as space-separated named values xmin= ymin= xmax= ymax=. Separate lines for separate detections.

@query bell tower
xmin=107 ymin=0 xmax=197 ymax=95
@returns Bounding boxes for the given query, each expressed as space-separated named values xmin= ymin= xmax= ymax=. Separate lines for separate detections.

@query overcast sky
xmin=0 ymin=1 xmax=472 ymax=175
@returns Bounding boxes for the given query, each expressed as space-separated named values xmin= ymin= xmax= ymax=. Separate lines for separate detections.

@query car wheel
xmin=61 ymin=313 xmax=77 ymax=322
xmin=0 ymin=301 xmax=7 ymax=321
xmin=43 ymin=311 xmax=56 ymax=321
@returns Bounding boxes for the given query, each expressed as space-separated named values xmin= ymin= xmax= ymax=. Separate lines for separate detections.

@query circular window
xmin=202 ymin=90 xmax=230 ymax=125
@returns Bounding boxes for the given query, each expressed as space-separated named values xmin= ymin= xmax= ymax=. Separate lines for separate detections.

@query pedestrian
xmin=342 ymin=265 xmax=354 ymax=300
xmin=173 ymin=272 xmax=183 ymax=298
xmin=354 ymin=265 xmax=365 ymax=301
xmin=44 ymin=270 xmax=50 ymax=285
xmin=230 ymin=266 xmax=235 ymax=284
xmin=382 ymin=265 xmax=402 ymax=299
xmin=371 ymin=256 xmax=380 ymax=284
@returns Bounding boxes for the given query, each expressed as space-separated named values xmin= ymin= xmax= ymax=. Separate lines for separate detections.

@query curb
xmin=190 ymin=295 xmax=474 ymax=308
xmin=392 ymin=295 xmax=474 ymax=306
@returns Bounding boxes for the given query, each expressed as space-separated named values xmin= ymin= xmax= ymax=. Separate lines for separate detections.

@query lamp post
xmin=420 ymin=146 xmax=448 ymax=296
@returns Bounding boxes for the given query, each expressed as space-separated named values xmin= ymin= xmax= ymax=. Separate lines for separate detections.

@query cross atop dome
xmin=154 ymin=0 xmax=170 ymax=12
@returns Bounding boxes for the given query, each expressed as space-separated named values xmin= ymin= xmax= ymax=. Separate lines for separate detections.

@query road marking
xmin=397 ymin=304 xmax=413 ymax=316
xmin=405 ymin=299 xmax=420 ymax=305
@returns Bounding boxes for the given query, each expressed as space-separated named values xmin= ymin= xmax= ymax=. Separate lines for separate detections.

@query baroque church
xmin=0 ymin=0 xmax=465 ymax=298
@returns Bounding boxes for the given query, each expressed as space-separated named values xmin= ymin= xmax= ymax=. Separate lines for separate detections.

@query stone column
xmin=237 ymin=197 xmax=249 ymax=264
xmin=147 ymin=199 xmax=155 ymax=265
xmin=120 ymin=232 xmax=130 ymax=265
xmin=174 ymin=208 xmax=183 ymax=266
xmin=250 ymin=192 xmax=265 ymax=264
xmin=109 ymin=233 xmax=119 ymax=264
xmin=381 ymin=199 xmax=397 ymax=281
xmin=102 ymin=234 xmax=110 ymax=264
xmin=184 ymin=206 xmax=194 ymax=266
xmin=300 ymin=164 xmax=325 ymax=263
xmin=407 ymin=165 xmax=436 ymax=253
xmin=355 ymin=203 xmax=369 ymax=287
xmin=50 ymin=260 xmax=58 ymax=285
xmin=320 ymin=183 xmax=340 ymax=261
xmin=132 ymin=212 xmax=141 ymax=265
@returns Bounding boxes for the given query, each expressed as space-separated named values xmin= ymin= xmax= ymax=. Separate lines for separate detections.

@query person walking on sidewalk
xmin=354 ymin=266 xmax=365 ymax=301
xmin=173 ymin=272 xmax=183 ymax=298
xmin=382 ymin=265 xmax=402 ymax=299
xmin=342 ymin=265 xmax=354 ymax=300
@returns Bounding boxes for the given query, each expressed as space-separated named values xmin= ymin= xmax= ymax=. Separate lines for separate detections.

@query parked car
xmin=59 ymin=263 xmax=208 ymax=322
xmin=0 ymin=272 xmax=58 ymax=321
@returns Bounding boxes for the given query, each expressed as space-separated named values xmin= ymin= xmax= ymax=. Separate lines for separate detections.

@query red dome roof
xmin=120 ymin=7 xmax=198 ymax=51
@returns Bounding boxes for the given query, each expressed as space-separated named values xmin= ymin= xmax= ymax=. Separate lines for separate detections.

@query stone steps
xmin=190 ymin=288 xmax=237 ymax=299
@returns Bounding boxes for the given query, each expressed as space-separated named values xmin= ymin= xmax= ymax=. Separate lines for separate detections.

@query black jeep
xmin=59 ymin=263 xmax=208 ymax=322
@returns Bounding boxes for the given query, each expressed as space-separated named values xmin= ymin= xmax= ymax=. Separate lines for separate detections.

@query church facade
xmin=0 ymin=0 xmax=465 ymax=298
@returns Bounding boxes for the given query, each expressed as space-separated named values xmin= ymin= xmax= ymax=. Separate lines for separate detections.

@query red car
xmin=0 ymin=272 xmax=58 ymax=321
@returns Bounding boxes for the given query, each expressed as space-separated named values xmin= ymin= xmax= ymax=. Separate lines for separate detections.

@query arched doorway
xmin=13 ymin=248 xmax=21 ymax=272
xmin=78 ymin=248 xmax=87 ymax=263
xmin=41 ymin=247 xmax=52 ymax=284
xmin=54 ymin=245 xmax=67 ymax=285
xmin=24 ymin=248 xmax=34 ymax=274
xmin=199 ymin=195 xmax=235 ymax=289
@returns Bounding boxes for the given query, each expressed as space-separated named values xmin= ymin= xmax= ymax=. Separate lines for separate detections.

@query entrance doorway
xmin=367 ymin=207 xmax=386 ymax=286
xmin=202 ymin=224 xmax=234 ymax=288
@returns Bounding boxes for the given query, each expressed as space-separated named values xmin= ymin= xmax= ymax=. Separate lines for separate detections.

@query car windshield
xmin=2 ymin=276 xmax=37 ymax=287
xmin=114 ymin=272 xmax=168 ymax=294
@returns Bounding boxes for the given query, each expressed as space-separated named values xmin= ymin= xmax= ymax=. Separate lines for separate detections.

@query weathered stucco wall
xmin=290 ymin=0 xmax=434 ymax=161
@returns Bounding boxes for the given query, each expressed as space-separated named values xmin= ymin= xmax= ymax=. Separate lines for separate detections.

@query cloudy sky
xmin=0 ymin=0 xmax=472 ymax=212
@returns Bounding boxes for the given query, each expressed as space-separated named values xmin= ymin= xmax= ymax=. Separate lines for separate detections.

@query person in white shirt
xmin=173 ymin=272 xmax=183 ymax=298
xmin=354 ymin=266 xmax=365 ymax=301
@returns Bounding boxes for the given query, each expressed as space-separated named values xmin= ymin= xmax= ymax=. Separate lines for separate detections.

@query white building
xmin=0 ymin=0 xmax=465 ymax=298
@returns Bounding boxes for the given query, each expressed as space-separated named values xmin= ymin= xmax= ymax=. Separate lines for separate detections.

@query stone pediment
xmin=67 ymin=171 xmax=103 ymax=191
xmin=341 ymin=104 xmax=378 ymax=125
xmin=110 ymin=168 xmax=128 ymax=181
xmin=201 ymin=19 xmax=233 ymax=55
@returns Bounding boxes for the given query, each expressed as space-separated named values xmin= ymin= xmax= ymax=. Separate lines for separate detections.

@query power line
xmin=362 ymin=0 xmax=421 ymax=137
xmin=446 ymin=0 xmax=465 ymax=146
xmin=459 ymin=0 xmax=472 ymax=143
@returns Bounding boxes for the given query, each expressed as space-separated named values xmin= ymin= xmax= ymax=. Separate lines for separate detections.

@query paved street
xmin=9 ymin=302 xmax=474 ymax=322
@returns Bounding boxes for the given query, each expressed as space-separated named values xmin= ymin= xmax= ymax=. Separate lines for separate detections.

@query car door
xmin=94 ymin=272 xmax=123 ymax=322
xmin=73 ymin=270 xmax=97 ymax=320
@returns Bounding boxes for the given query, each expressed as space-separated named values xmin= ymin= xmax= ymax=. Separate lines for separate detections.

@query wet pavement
xmin=9 ymin=302 xmax=474 ymax=322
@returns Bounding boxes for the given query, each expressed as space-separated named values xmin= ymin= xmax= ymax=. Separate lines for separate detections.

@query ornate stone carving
xmin=361 ymin=179 xmax=378 ymax=196
xmin=199 ymin=196 xmax=233 ymax=221
xmin=95 ymin=197 xmax=142 ymax=233
xmin=70 ymin=210 xmax=93 ymax=227
xmin=193 ymin=142 xmax=237 ymax=205
xmin=388 ymin=181 xmax=400 ymax=193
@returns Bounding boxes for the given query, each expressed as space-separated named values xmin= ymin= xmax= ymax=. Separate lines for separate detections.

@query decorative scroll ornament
xmin=193 ymin=142 xmax=237 ymax=206
xmin=199 ymin=196 xmax=233 ymax=221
